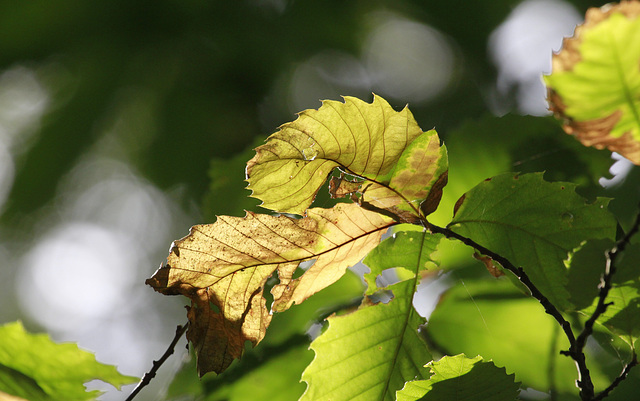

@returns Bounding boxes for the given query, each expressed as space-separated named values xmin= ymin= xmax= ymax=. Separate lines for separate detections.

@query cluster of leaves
xmin=145 ymin=2 xmax=640 ymax=401
xmin=6 ymin=1 xmax=640 ymax=401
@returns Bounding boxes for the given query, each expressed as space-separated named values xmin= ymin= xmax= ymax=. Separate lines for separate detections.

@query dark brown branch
xmin=125 ymin=322 xmax=189 ymax=401
xmin=425 ymin=222 xmax=595 ymax=399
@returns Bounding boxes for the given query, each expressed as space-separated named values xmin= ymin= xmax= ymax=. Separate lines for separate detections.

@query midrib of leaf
xmin=343 ymin=167 xmax=423 ymax=218
xmin=171 ymin=222 xmax=395 ymax=283
xmin=378 ymin=229 xmax=427 ymax=400
xmin=608 ymin=27 xmax=640 ymax=135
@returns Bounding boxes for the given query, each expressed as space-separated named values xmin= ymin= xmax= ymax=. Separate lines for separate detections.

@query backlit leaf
xmin=0 ymin=321 xmax=136 ymax=401
xmin=396 ymin=354 xmax=520 ymax=401
xmin=449 ymin=173 xmax=615 ymax=310
xmin=146 ymin=203 xmax=394 ymax=376
xmin=351 ymin=129 xmax=448 ymax=222
xmin=363 ymin=231 xmax=443 ymax=295
xmin=301 ymin=280 xmax=432 ymax=401
xmin=544 ymin=2 xmax=640 ymax=164
xmin=246 ymin=95 xmax=435 ymax=216
xmin=425 ymin=279 xmax=605 ymax=396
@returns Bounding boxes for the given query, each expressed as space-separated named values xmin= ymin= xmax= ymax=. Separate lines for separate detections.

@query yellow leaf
xmin=146 ymin=203 xmax=394 ymax=376
xmin=246 ymin=95 xmax=425 ymax=215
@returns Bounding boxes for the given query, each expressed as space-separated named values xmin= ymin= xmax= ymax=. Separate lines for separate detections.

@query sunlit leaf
xmin=350 ymin=129 xmax=448 ymax=222
xmin=301 ymin=280 xmax=432 ymax=401
xmin=449 ymin=172 xmax=616 ymax=309
xmin=146 ymin=203 xmax=394 ymax=375
xmin=544 ymin=2 xmax=640 ymax=164
xmin=363 ymin=231 xmax=443 ymax=295
xmin=396 ymin=354 xmax=520 ymax=401
xmin=425 ymin=279 xmax=611 ymax=396
xmin=166 ymin=271 xmax=364 ymax=400
xmin=0 ymin=321 xmax=136 ymax=401
xmin=246 ymin=95 xmax=436 ymax=216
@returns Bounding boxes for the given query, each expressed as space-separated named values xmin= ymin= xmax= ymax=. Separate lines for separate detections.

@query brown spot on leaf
xmin=453 ymin=193 xmax=466 ymax=217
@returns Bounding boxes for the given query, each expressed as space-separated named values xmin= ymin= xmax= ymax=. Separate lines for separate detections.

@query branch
xmin=575 ymin=209 xmax=640 ymax=352
xmin=425 ymin=222 xmax=594 ymax=399
xmin=125 ymin=322 xmax=189 ymax=401
xmin=593 ymin=352 xmax=638 ymax=401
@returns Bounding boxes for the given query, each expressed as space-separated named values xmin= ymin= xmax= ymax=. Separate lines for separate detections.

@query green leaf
xmin=425 ymin=279 xmax=607 ymax=396
xmin=363 ymin=231 xmax=443 ymax=295
xmin=246 ymin=95 xmax=427 ymax=215
xmin=396 ymin=354 xmax=520 ymax=401
xmin=0 ymin=321 xmax=137 ymax=401
xmin=448 ymin=172 xmax=616 ymax=309
xmin=566 ymin=239 xmax=613 ymax=310
xmin=301 ymin=280 xmax=432 ymax=401
xmin=544 ymin=3 xmax=640 ymax=164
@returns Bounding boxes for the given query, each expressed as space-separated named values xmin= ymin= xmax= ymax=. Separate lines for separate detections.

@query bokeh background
xmin=0 ymin=0 xmax=622 ymax=399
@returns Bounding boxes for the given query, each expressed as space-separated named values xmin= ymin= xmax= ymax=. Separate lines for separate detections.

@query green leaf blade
xmin=301 ymin=280 xmax=432 ymax=401
xmin=545 ymin=4 xmax=640 ymax=164
xmin=0 ymin=321 xmax=137 ymax=401
xmin=363 ymin=231 xmax=443 ymax=295
xmin=396 ymin=354 xmax=520 ymax=401
xmin=449 ymin=172 xmax=616 ymax=309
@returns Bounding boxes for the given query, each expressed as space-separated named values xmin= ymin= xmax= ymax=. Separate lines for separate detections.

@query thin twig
xmin=576 ymin=209 xmax=640 ymax=352
xmin=125 ymin=322 xmax=190 ymax=401
xmin=593 ymin=353 xmax=638 ymax=401
xmin=425 ymin=222 xmax=594 ymax=399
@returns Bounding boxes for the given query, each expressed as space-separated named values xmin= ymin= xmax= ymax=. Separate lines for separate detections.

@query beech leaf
xmin=301 ymin=280 xmax=432 ymax=401
xmin=449 ymin=173 xmax=615 ymax=310
xmin=0 ymin=321 xmax=136 ymax=401
xmin=544 ymin=2 xmax=640 ymax=164
xmin=363 ymin=231 xmax=443 ymax=295
xmin=246 ymin=95 xmax=445 ymax=217
xmin=425 ymin=280 xmax=583 ymax=395
xmin=146 ymin=203 xmax=394 ymax=376
xmin=396 ymin=354 xmax=520 ymax=401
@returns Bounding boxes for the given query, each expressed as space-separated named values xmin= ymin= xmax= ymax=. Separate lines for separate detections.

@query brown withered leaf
xmin=146 ymin=203 xmax=394 ymax=376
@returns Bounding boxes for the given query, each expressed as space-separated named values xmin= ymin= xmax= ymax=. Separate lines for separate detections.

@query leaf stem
xmin=125 ymin=322 xmax=189 ymax=401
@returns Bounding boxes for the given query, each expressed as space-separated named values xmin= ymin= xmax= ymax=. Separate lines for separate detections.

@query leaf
xmin=167 ymin=271 xmax=364 ymax=400
xmin=352 ymin=129 xmax=448 ymax=222
xmin=363 ymin=231 xmax=443 ymax=295
xmin=246 ymin=95 xmax=435 ymax=216
xmin=396 ymin=354 xmax=520 ymax=401
xmin=566 ymin=239 xmax=613 ymax=310
xmin=544 ymin=2 xmax=640 ymax=164
xmin=0 ymin=321 xmax=136 ymax=401
xmin=448 ymin=172 xmax=616 ymax=310
xmin=301 ymin=280 xmax=432 ymax=401
xmin=146 ymin=202 xmax=394 ymax=376
xmin=425 ymin=279 xmax=597 ymax=396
